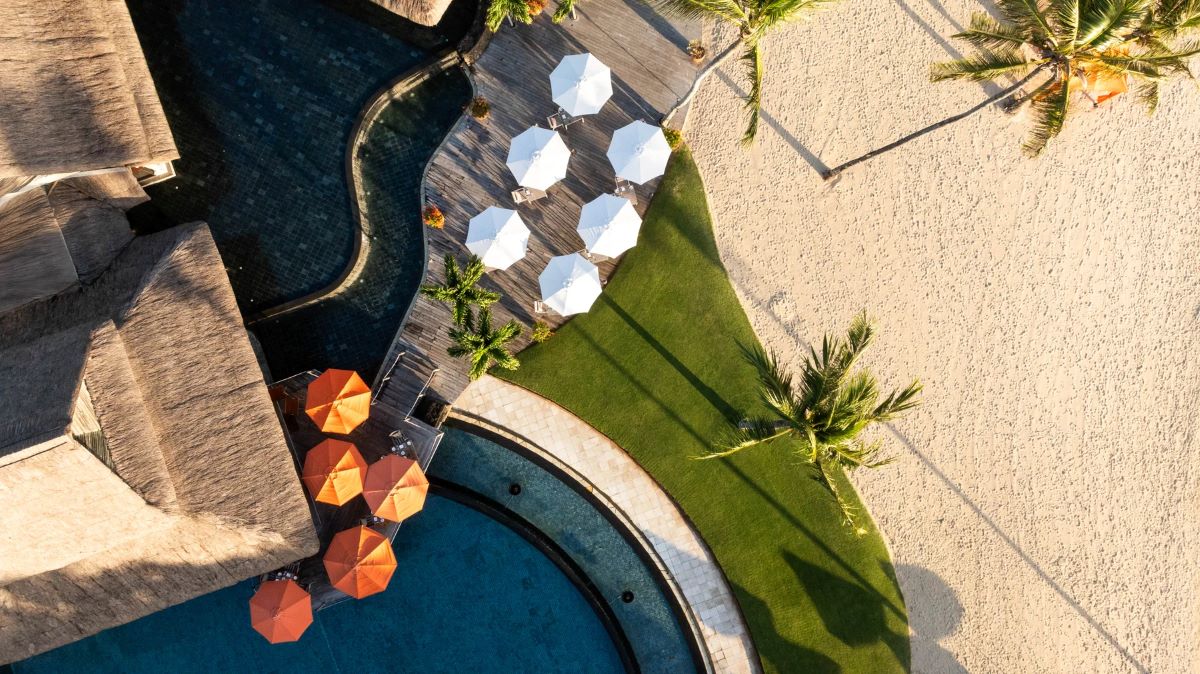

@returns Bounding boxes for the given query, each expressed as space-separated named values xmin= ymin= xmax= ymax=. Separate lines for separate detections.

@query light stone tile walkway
xmin=455 ymin=376 xmax=759 ymax=674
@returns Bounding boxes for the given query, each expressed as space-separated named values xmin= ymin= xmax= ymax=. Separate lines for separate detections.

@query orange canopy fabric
xmin=249 ymin=579 xmax=313 ymax=644
xmin=323 ymin=526 xmax=397 ymax=599
xmin=306 ymin=369 xmax=371 ymax=435
xmin=362 ymin=454 xmax=430 ymax=523
xmin=302 ymin=439 xmax=368 ymax=506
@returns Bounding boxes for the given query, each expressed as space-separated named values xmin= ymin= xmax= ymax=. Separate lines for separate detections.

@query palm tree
xmin=701 ymin=312 xmax=921 ymax=532
xmin=655 ymin=0 xmax=838 ymax=144
xmin=448 ymin=308 xmax=524 ymax=380
xmin=822 ymin=0 xmax=1200 ymax=179
xmin=553 ymin=0 xmax=578 ymax=22
xmin=420 ymin=254 xmax=500 ymax=327
xmin=486 ymin=0 xmax=533 ymax=31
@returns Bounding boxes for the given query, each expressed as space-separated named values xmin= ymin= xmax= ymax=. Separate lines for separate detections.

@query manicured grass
xmin=499 ymin=148 xmax=910 ymax=674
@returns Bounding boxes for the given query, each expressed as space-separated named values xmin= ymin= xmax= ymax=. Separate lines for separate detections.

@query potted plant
xmin=468 ymin=96 xmax=491 ymax=121
xmin=687 ymin=40 xmax=706 ymax=64
xmin=422 ymin=205 xmax=445 ymax=229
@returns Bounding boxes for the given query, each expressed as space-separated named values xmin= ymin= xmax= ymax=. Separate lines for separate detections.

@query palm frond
xmin=1096 ymin=39 xmax=1200 ymax=75
xmin=702 ymin=418 xmax=794 ymax=459
xmin=742 ymin=344 xmax=798 ymax=420
xmin=1022 ymin=74 xmax=1071 ymax=156
xmin=552 ymin=0 xmax=577 ymax=22
xmin=997 ymin=0 xmax=1057 ymax=42
xmin=1053 ymin=0 xmax=1082 ymax=44
xmin=872 ymin=380 xmax=923 ymax=420
xmin=755 ymin=0 xmax=840 ymax=28
xmin=653 ymin=0 xmax=747 ymax=23
xmin=1135 ymin=79 xmax=1161 ymax=110
xmin=931 ymin=49 xmax=1035 ymax=81
xmin=954 ymin=12 xmax=1033 ymax=49
xmin=740 ymin=42 xmax=765 ymax=146
xmin=486 ymin=0 xmax=532 ymax=31
xmin=1076 ymin=0 xmax=1151 ymax=49
xmin=811 ymin=458 xmax=863 ymax=531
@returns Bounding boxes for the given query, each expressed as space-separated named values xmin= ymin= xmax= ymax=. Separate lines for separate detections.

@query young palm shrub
xmin=552 ymin=0 xmax=578 ymax=22
xmin=486 ymin=0 xmax=533 ymax=31
xmin=823 ymin=0 xmax=1200 ymax=179
xmin=448 ymin=308 xmax=523 ymax=380
xmin=420 ymin=254 xmax=500 ymax=327
xmin=655 ymin=0 xmax=838 ymax=144
xmin=701 ymin=312 xmax=921 ymax=532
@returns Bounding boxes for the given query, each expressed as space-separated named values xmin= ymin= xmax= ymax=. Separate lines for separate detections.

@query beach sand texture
xmin=685 ymin=6 xmax=1200 ymax=673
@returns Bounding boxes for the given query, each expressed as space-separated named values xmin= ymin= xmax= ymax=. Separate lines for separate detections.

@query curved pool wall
xmin=127 ymin=0 xmax=436 ymax=311
xmin=432 ymin=424 xmax=704 ymax=674
xmin=12 ymin=495 xmax=626 ymax=674
xmin=249 ymin=68 xmax=472 ymax=380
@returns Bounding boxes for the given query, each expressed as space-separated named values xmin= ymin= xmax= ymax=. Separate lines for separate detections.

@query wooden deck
xmin=381 ymin=0 xmax=700 ymax=402
xmin=269 ymin=370 xmax=443 ymax=611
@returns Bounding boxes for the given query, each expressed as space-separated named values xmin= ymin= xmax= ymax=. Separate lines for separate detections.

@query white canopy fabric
xmin=549 ymin=53 xmax=613 ymax=117
xmin=576 ymin=193 xmax=642 ymax=258
xmin=506 ymin=126 xmax=571 ymax=191
xmin=465 ymin=207 xmax=530 ymax=270
xmin=606 ymin=120 xmax=671 ymax=185
xmin=539 ymin=253 xmax=602 ymax=316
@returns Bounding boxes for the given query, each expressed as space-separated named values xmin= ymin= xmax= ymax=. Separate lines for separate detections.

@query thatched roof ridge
xmin=0 ymin=0 xmax=178 ymax=179
xmin=0 ymin=223 xmax=317 ymax=663
xmin=0 ymin=191 xmax=79 ymax=314
xmin=368 ymin=0 xmax=455 ymax=27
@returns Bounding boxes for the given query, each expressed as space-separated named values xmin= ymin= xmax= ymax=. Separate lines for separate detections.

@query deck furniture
xmin=613 ymin=180 xmax=638 ymax=205
xmin=546 ymin=109 xmax=581 ymax=130
xmin=511 ymin=186 xmax=548 ymax=204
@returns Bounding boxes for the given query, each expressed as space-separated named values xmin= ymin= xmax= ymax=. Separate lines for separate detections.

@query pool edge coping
xmin=447 ymin=411 xmax=717 ymax=674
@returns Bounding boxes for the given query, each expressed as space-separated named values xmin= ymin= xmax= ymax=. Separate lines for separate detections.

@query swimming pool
xmin=12 ymin=495 xmax=623 ymax=674
xmin=248 ymin=69 xmax=472 ymax=380
xmin=13 ymin=427 xmax=701 ymax=673
xmin=128 ymin=0 xmax=436 ymax=310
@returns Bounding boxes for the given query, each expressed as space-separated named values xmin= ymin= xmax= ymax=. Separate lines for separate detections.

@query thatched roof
xmin=368 ymin=0 xmax=454 ymax=27
xmin=0 ymin=0 xmax=178 ymax=179
xmin=0 ymin=192 xmax=79 ymax=314
xmin=0 ymin=223 xmax=317 ymax=664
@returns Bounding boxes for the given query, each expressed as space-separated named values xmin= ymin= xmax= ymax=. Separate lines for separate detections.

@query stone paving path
xmin=455 ymin=376 xmax=759 ymax=674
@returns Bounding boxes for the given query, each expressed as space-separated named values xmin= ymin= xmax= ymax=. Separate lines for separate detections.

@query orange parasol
xmin=362 ymin=454 xmax=430 ymax=523
xmin=305 ymin=369 xmax=371 ymax=434
xmin=323 ymin=526 xmax=397 ymax=599
xmin=249 ymin=579 xmax=313 ymax=643
xmin=301 ymin=439 xmax=368 ymax=506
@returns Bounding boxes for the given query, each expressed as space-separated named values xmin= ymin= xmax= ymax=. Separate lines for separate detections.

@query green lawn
xmin=499 ymin=148 xmax=910 ymax=673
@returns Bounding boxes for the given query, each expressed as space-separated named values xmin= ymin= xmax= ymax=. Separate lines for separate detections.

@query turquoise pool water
xmin=13 ymin=496 xmax=624 ymax=674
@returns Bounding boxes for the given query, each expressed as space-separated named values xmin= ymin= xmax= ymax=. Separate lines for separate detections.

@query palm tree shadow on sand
xmin=892 ymin=564 xmax=967 ymax=674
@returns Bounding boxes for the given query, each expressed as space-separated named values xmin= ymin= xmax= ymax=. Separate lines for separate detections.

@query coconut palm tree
xmin=822 ymin=0 xmax=1200 ymax=179
xmin=655 ymin=0 xmax=839 ymax=144
xmin=420 ymin=254 xmax=500 ymax=327
xmin=701 ymin=312 xmax=921 ymax=532
xmin=486 ymin=0 xmax=533 ymax=31
xmin=448 ymin=308 xmax=523 ymax=380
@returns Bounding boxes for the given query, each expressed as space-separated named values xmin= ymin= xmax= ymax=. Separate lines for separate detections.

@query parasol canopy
xmin=248 ymin=579 xmax=313 ymax=644
xmin=301 ymin=439 xmax=368 ymax=506
xmin=305 ymin=369 xmax=371 ymax=435
xmin=323 ymin=526 xmax=397 ymax=599
xmin=550 ymin=53 xmax=613 ymax=117
xmin=363 ymin=454 xmax=430 ymax=523
xmin=506 ymin=126 xmax=571 ymax=191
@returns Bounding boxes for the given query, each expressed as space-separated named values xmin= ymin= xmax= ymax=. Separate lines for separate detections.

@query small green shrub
xmin=662 ymin=127 xmax=683 ymax=151
xmin=531 ymin=321 xmax=555 ymax=343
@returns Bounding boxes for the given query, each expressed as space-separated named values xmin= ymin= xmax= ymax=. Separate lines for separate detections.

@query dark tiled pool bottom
xmin=250 ymin=69 xmax=472 ymax=381
xmin=13 ymin=496 xmax=626 ymax=674
xmin=128 ymin=0 xmax=431 ymax=310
